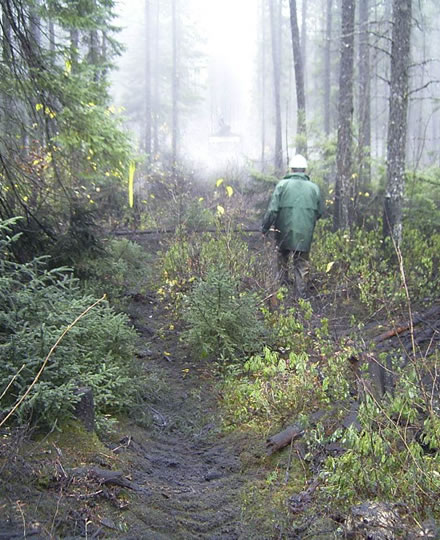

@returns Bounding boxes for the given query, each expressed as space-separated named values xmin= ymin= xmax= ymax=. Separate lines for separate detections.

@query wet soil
xmin=110 ymin=294 xmax=264 ymax=539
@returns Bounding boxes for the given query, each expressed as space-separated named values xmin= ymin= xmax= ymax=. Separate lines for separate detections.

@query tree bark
xmin=49 ymin=21 xmax=56 ymax=56
xmin=171 ymin=0 xmax=179 ymax=168
xmin=145 ymin=0 xmax=152 ymax=161
xmin=289 ymin=0 xmax=307 ymax=155
xmin=324 ymin=0 xmax=333 ymax=136
xmin=89 ymin=1 xmax=99 ymax=81
xmin=266 ymin=410 xmax=327 ymax=455
xmin=260 ymin=0 xmax=267 ymax=171
xmin=334 ymin=0 xmax=355 ymax=231
xmin=357 ymin=0 xmax=371 ymax=190
xmin=153 ymin=0 xmax=160 ymax=155
xmin=268 ymin=0 xmax=283 ymax=173
xmin=383 ymin=0 xmax=412 ymax=246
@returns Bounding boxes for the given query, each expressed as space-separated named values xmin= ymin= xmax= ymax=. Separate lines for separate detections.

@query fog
xmin=110 ymin=0 xmax=440 ymax=173
xmin=111 ymin=0 xmax=259 ymax=169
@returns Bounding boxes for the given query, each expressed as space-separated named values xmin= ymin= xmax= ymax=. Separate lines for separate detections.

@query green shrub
xmin=78 ymin=237 xmax=152 ymax=304
xmin=183 ymin=266 xmax=265 ymax=361
xmin=311 ymin=220 xmax=440 ymax=314
xmin=157 ymin=229 xmax=262 ymax=312
xmin=320 ymin=352 xmax=440 ymax=516
xmin=220 ymin=347 xmax=320 ymax=432
xmin=0 ymin=219 xmax=142 ymax=430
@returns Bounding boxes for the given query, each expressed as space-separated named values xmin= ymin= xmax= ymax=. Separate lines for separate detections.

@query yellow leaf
xmin=216 ymin=178 xmax=224 ymax=187
xmin=326 ymin=261 xmax=335 ymax=273
xmin=226 ymin=185 xmax=233 ymax=197
xmin=64 ymin=59 xmax=71 ymax=74
xmin=217 ymin=205 xmax=225 ymax=216
xmin=164 ymin=352 xmax=171 ymax=356
xmin=198 ymin=197 xmax=204 ymax=202
xmin=35 ymin=103 xmax=43 ymax=111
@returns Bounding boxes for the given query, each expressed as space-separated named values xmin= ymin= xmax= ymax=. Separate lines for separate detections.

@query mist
xmin=110 ymin=0 xmax=440 ymax=174
xmin=111 ymin=0 xmax=259 ymax=170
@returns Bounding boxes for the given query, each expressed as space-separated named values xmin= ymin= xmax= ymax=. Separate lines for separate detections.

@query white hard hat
xmin=290 ymin=154 xmax=307 ymax=169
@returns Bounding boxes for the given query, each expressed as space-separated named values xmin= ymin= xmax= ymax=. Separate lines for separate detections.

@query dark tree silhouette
xmin=334 ymin=0 xmax=355 ymax=231
xmin=383 ymin=0 xmax=412 ymax=246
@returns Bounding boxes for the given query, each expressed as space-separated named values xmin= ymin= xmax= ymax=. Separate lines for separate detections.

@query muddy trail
xmin=114 ymin=293 xmax=261 ymax=540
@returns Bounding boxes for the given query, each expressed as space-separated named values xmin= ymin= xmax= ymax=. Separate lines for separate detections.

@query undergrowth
xmin=155 ymin=209 xmax=440 ymax=532
xmin=0 ymin=218 xmax=146 ymax=432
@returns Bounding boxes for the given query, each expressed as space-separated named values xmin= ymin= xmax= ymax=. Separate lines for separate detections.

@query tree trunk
xmin=301 ymin=0 xmax=307 ymax=94
xmin=383 ymin=0 xmax=412 ymax=246
xmin=334 ymin=0 xmax=355 ymax=231
xmin=89 ymin=1 xmax=99 ymax=81
xmin=171 ymin=0 xmax=179 ymax=168
xmin=289 ymin=0 xmax=307 ymax=155
xmin=357 ymin=0 xmax=371 ymax=190
xmin=70 ymin=27 xmax=80 ymax=71
xmin=49 ymin=21 xmax=56 ymax=56
xmin=153 ymin=0 xmax=160 ymax=155
xmin=268 ymin=0 xmax=283 ymax=173
xmin=260 ymin=0 xmax=267 ymax=171
xmin=144 ymin=0 xmax=152 ymax=161
xmin=324 ymin=0 xmax=333 ymax=136
xmin=29 ymin=0 xmax=41 ymax=48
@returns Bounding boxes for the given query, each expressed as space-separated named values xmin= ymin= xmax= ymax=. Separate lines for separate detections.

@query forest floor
xmin=0 ymin=253 xmax=271 ymax=539
xmin=1 ymin=234 xmax=438 ymax=539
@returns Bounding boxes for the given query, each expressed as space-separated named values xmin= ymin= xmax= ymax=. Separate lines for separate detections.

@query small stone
xmin=204 ymin=470 xmax=223 ymax=481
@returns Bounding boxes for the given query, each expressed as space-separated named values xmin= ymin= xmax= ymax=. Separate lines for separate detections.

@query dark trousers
xmin=277 ymin=249 xmax=310 ymax=298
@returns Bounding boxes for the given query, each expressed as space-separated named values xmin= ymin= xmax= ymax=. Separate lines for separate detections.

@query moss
xmin=37 ymin=420 xmax=109 ymax=466
xmin=240 ymin=457 xmax=309 ymax=537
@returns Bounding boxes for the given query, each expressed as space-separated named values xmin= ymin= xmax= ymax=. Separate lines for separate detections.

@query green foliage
xmin=262 ymin=297 xmax=314 ymax=354
xmin=183 ymin=267 xmax=265 ymax=361
xmin=321 ymin=353 xmax=440 ymax=516
xmin=220 ymin=304 xmax=350 ymax=432
xmin=405 ymin=168 xmax=440 ymax=233
xmin=78 ymin=238 xmax=153 ymax=304
xmin=0 ymin=0 xmax=133 ymax=260
xmin=221 ymin=347 xmax=319 ymax=432
xmin=158 ymin=229 xmax=258 ymax=308
xmin=0 ymin=219 xmax=141 ymax=430
xmin=312 ymin=220 xmax=440 ymax=313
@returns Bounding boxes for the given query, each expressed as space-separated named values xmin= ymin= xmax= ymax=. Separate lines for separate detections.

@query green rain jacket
xmin=262 ymin=173 xmax=322 ymax=252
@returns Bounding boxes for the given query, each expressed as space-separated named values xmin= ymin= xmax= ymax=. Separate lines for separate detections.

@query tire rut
xmin=117 ymin=297 xmax=252 ymax=539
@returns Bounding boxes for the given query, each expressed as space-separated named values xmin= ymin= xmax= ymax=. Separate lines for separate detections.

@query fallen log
xmin=266 ymin=423 xmax=305 ymax=456
xmin=69 ymin=466 xmax=130 ymax=487
xmin=266 ymin=410 xmax=326 ymax=456
xmin=111 ymin=227 xmax=262 ymax=236
xmin=66 ymin=466 xmax=148 ymax=493
xmin=374 ymin=304 xmax=440 ymax=345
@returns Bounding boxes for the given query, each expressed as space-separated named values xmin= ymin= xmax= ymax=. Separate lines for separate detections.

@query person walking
xmin=262 ymin=154 xmax=323 ymax=298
